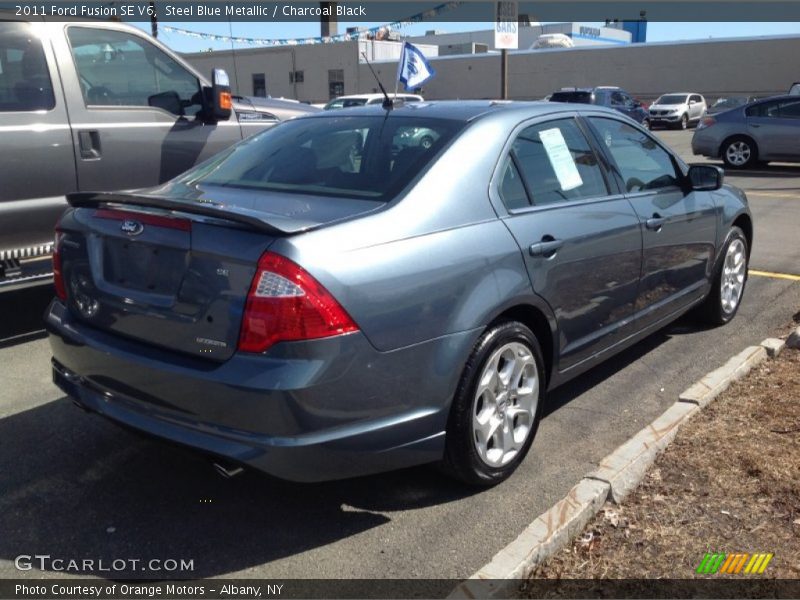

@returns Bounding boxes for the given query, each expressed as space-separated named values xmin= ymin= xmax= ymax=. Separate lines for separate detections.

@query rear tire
xmin=699 ymin=227 xmax=749 ymax=326
xmin=442 ymin=321 xmax=545 ymax=486
xmin=721 ymin=136 xmax=758 ymax=169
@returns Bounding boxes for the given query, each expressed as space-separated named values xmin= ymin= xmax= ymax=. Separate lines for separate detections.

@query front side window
xmin=0 ymin=22 xmax=55 ymax=112
xmin=589 ymin=117 xmax=681 ymax=193
xmin=176 ymin=116 xmax=465 ymax=201
xmin=67 ymin=27 xmax=201 ymax=116
xmin=505 ymin=118 xmax=608 ymax=206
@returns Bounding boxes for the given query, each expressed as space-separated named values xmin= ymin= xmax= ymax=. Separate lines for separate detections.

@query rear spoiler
xmin=67 ymin=192 xmax=314 ymax=236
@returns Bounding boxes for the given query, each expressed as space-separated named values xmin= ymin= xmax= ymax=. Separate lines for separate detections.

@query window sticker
xmin=538 ymin=127 xmax=583 ymax=191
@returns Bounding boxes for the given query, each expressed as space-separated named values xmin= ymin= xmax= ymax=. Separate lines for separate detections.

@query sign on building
xmin=494 ymin=1 xmax=518 ymax=50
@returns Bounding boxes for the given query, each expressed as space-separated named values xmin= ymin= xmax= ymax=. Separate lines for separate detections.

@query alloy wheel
xmin=472 ymin=342 xmax=539 ymax=467
xmin=721 ymin=238 xmax=747 ymax=314
xmin=725 ymin=141 xmax=752 ymax=167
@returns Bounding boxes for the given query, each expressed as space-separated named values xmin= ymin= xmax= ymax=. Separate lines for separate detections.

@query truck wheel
xmin=442 ymin=321 xmax=545 ymax=486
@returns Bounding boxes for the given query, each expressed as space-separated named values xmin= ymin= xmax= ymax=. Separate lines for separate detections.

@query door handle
xmin=529 ymin=238 xmax=563 ymax=258
xmin=645 ymin=214 xmax=667 ymax=231
xmin=749 ymin=123 xmax=761 ymax=128
xmin=78 ymin=130 xmax=101 ymax=159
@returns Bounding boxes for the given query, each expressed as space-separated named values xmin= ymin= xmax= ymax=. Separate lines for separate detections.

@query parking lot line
xmin=749 ymin=269 xmax=800 ymax=282
xmin=744 ymin=191 xmax=800 ymax=199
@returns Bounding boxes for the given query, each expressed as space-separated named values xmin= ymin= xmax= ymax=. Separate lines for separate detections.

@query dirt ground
xmin=526 ymin=339 xmax=800 ymax=592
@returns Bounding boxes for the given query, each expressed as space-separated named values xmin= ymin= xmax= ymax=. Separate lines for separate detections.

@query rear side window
xmin=505 ymin=118 xmax=608 ymax=207
xmin=0 ymin=22 xmax=55 ymax=112
xmin=746 ymin=101 xmax=780 ymax=118
xmin=178 ymin=116 xmax=465 ymax=201
xmin=589 ymin=117 xmax=680 ymax=193
xmin=748 ymin=98 xmax=800 ymax=119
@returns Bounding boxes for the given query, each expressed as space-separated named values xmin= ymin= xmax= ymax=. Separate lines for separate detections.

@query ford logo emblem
xmin=120 ymin=220 xmax=144 ymax=236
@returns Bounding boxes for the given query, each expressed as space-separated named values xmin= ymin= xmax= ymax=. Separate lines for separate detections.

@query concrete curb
xmin=450 ymin=335 xmax=786 ymax=598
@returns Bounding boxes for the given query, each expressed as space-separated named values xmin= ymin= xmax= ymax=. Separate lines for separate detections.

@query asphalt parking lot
xmin=1 ymin=128 xmax=799 ymax=580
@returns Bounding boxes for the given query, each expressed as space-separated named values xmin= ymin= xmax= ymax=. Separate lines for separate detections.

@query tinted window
xmin=590 ymin=118 xmax=680 ymax=193
xmin=178 ymin=116 xmax=464 ymax=201
xmin=498 ymin=157 xmax=530 ymax=210
xmin=610 ymin=91 xmax=626 ymax=105
xmin=0 ymin=22 xmax=55 ymax=112
xmin=67 ymin=27 xmax=201 ymax=116
xmin=746 ymin=101 xmax=781 ymax=118
xmin=509 ymin=119 xmax=608 ymax=206
xmin=690 ymin=95 xmax=703 ymax=103
xmin=778 ymin=99 xmax=800 ymax=118
xmin=550 ymin=91 xmax=592 ymax=104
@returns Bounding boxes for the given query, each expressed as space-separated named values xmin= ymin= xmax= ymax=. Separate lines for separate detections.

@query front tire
xmin=678 ymin=113 xmax=689 ymax=130
xmin=700 ymin=226 xmax=749 ymax=325
xmin=442 ymin=321 xmax=545 ymax=486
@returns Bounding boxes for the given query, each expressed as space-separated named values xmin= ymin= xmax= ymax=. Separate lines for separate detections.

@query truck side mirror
xmin=209 ymin=68 xmax=232 ymax=121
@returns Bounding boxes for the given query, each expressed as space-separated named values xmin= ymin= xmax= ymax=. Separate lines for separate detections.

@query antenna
xmin=228 ymin=18 xmax=241 ymax=95
xmin=360 ymin=51 xmax=393 ymax=110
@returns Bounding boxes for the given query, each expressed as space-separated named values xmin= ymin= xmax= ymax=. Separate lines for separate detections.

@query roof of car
xmin=304 ymin=99 xmax=604 ymax=123
xmin=329 ymin=93 xmax=423 ymax=101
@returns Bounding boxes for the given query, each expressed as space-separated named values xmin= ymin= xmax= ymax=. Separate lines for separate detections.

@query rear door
xmin=0 ymin=20 xmax=75 ymax=273
xmin=50 ymin=23 xmax=243 ymax=192
xmin=495 ymin=116 xmax=643 ymax=372
xmin=586 ymin=116 xmax=718 ymax=329
xmin=743 ymin=99 xmax=800 ymax=159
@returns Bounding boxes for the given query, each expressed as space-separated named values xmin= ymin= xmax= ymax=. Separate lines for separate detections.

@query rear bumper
xmin=47 ymin=300 xmax=476 ymax=482
xmin=691 ymin=132 xmax=718 ymax=157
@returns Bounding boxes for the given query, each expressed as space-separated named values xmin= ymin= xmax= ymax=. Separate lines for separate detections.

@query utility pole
xmin=501 ymin=49 xmax=508 ymax=99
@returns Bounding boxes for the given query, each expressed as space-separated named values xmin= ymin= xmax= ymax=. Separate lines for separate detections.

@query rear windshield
xmin=178 ymin=116 xmax=465 ymax=201
xmin=655 ymin=95 xmax=688 ymax=105
xmin=550 ymin=91 xmax=592 ymax=104
xmin=711 ymin=97 xmax=747 ymax=109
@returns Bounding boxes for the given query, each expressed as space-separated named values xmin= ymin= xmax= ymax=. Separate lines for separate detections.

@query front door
xmin=586 ymin=116 xmax=718 ymax=330
xmin=50 ymin=24 xmax=243 ymax=193
xmin=496 ymin=117 xmax=642 ymax=372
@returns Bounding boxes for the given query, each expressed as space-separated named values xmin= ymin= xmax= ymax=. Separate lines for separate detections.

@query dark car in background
xmin=549 ymin=87 xmax=651 ymax=128
xmin=706 ymin=96 xmax=759 ymax=116
xmin=48 ymin=101 xmax=751 ymax=487
xmin=692 ymin=95 xmax=800 ymax=168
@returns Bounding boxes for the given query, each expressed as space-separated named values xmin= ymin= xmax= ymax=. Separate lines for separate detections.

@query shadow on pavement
xmin=0 ymin=395 xmax=480 ymax=579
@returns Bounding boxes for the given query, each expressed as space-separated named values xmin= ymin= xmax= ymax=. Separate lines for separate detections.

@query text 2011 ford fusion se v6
xmin=47 ymin=101 xmax=752 ymax=486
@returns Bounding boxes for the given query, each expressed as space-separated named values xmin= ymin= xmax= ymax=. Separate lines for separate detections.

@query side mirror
xmin=209 ymin=68 xmax=232 ymax=121
xmin=689 ymin=164 xmax=724 ymax=191
xmin=148 ymin=91 xmax=184 ymax=116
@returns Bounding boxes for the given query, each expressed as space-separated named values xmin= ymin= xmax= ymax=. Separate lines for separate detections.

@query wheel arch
xmin=487 ymin=303 xmax=557 ymax=389
xmin=732 ymin=212 xmax=754 ymax=258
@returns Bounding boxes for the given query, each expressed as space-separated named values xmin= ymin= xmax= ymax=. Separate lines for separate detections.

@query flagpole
xmin=394 ymin=42 xmax=404 ymax=99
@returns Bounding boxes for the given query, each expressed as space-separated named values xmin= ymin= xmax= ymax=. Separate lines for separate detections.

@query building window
xmin=328 ymin=69 xmax=344 ymax=99
xmin=252 ymin=73 xmax=266 ymax=97
xmin=289 ymin=70 xmax=304 ymax=84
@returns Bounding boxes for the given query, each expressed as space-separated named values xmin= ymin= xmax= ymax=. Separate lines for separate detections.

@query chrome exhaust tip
xmin=212 ymin=461 xmax=244 ymax=479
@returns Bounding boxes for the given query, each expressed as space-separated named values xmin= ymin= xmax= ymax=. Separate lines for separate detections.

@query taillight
xmin=238 ymin=252 xmax=358 ymax=353
xmin=53 ymin=229 xmax=67 ymax=301
xmin=698 ymin=116 xmax=716 ymax=130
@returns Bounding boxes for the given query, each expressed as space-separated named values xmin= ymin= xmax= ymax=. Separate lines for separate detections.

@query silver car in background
xmin=692 ymin=95 xmax=800 ymax=168
xmin=649 ymin=93 xmax=707 ymax=129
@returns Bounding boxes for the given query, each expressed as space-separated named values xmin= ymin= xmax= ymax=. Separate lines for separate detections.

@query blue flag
xmin=396 ymin=42 xmax=436 ymax=91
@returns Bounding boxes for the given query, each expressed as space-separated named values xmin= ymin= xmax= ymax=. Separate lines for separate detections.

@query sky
xmin=132 ymin=21 xmax=800 ymax=53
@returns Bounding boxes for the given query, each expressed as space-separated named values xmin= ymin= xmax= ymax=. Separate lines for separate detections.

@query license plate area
xmin=103 ymin=238 xmax=187 ymax=295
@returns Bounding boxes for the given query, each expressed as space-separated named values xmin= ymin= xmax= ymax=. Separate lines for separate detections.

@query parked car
xmin=706 ymin=96 xmax=759 ymax=116
xmin=648 ymin=93 xmax=707 ymax=129
xmin=323 ymin=93 xmax=424 ymax=110
xmin=548 ymin=87 xmax=651 ymax=128
xmin=48 ymin=101 xmax=752 ymax=486
xmin=0 ymin=18 xmax=313 ymax=293
xmin=692 ymin=95 xmax=800 ymax=168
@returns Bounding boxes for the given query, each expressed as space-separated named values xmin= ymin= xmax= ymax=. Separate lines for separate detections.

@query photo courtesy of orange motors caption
xmin=1 ymin=0 xmax=800 ymax=599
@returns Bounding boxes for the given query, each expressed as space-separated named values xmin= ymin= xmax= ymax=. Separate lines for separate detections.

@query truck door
xmin=50 ymin=23 xmax=243 ymax=193
xmin=0 ymin=20 xmax=76 ymax=284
